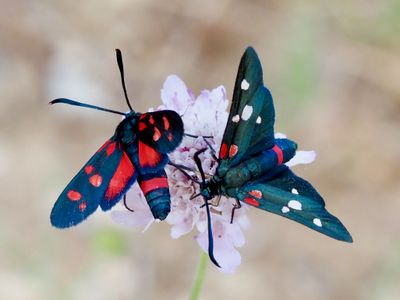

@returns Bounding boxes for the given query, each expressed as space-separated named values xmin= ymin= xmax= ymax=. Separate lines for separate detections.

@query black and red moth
xmin=50 ymin=49 xmax=183 ymax=228
xmin=192 ymin=47 xmax=352 ymax=266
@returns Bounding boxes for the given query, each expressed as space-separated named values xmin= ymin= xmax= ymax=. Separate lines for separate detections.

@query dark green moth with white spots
xmin=194 ymin=47 xmax=352 ymax=266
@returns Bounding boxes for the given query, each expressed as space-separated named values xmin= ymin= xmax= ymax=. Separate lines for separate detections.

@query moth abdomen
xmin=223 ymin=139 xmax=297 ymax=188
xmin=138 ymin=170 xmax=171 ymax=220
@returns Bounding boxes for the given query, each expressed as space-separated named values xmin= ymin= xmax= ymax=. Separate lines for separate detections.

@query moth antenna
xmin=204 ymin=195 xmax=220 ymax=268
xmin=193 ymin=148 xmax=220 ymax=268
xmin=115 ymin=49 xmax=134 ymax=112
xmin=49 ymin=98 xmax=127 ymax=116
xmin=123 ymin=194 xmax=135 ymax=212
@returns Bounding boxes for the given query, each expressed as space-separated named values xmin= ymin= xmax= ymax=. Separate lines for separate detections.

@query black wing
xmin=217 ymin=47 xmax=275 ymax=177
xmin=233 ymin=167 xmax=353 ymax=242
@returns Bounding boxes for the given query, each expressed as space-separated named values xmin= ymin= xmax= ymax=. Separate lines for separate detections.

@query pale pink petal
xmin=274 ymin=132 xmax=287 ymax=139
xmin=286 ymin=150 xmax=317 ymax=167
xmin=195 ymin=230 xmax=242 ymax=274
xmin=111 ymin=184 xmax=155 ymax=230
xmin=111 ymin=210 xmax=154 ymax=229
xmin=160 ymin=75 xmax=194 ymax=114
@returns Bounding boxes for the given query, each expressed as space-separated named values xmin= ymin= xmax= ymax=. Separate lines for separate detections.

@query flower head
xmin=112 ymin=75 xmax=316 ymax=273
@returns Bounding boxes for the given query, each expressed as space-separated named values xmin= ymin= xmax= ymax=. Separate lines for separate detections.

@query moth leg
xmin=211 ymin=195 xmax=222 ymax=207
xmin=168 ymin=161 xmax=201 ymax=184
xmin=184 ymin=133 xmax=213 ymax=139
xmin=200 ymin=195 xmax=221 ymax=208
xmin=230 ymin=199 xmax=242 ymax=224
xmin=190 ymin=191 xmax=202 ymax=200
xmin=168 ymin=161 xmax=213 ymax=181
xmin=123 ymin=194 xmax=135 ymax=212
xmin=185 ymin=133 xmax=219 ymax=162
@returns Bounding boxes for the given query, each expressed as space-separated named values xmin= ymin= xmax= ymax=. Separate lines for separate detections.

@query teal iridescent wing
xmin=217 ymin=47 xmax=275 ymax=177
xmin=233 ymin=167 xmax=353 ymax=242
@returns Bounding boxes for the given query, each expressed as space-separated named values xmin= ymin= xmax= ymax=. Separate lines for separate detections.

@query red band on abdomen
xmin=272 ymin=145 xmax=284 ymax=165
xmin=139 ymin=177 xmax=169 ymax=195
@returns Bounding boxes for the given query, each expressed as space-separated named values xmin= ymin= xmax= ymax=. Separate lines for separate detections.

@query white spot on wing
xmin=291 ymin=188 xmax=299 ymax=194
xmin=241 ymin=79 xmax=250 ymax=90
xmin=241 ymin=105 xmax=253 ymax=121
xmin=313 ymin=218 xmax=322 ymax=227
xmin=281 ymin=206 xmax=290 ymax=213
xmin=256 ymin=116 xmax=262 ymax=124
xmin=232 ymin=115 xmax=240 ymax=123
xmin=288 ymin=200 xmax=302 ymax=210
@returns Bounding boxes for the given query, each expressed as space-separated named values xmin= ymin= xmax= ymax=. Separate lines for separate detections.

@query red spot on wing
xmin=85 ymin=165 xmax=94 ymax=175
xmin=249 ymin=190 xmax=262 ymax=199
xmin=139 ymin=177 xmax=169 ymax=195
xmin=139 ymin=122 xmax=147 ymax=131
xmin=97 ymin=140 xmax=111 ymax=153
xmin=272 ymin=144 xmax=284 ymax=165
xmin=78 ymin=202 xmax=87 ymax=212
xmin=106 ymin=143 xmax=116 ymax=156
xmin=229 ymin=145 xmax=238 ymax=158
xmin=138 ymin=140 xmax=162 ymax=168
xmin=67 ymin=190 xmax=81 ymax=201
xmin=168 ymin=133 xmax=173 ymax=141
xmin=153 ymin=127 xmax=161 ymax=141
xmin=105 ymin=152 xmax=135 ymax=200
xmin=244 ymin=197 xmax=260 ymax=207
xmin=149 ymin=115 xmax=155 ymax=125
xmin=162 ymin=116 xmax=170 ymax=130
xmin=89 ymin=174 xmax=103 ymax=187
xmin=220 ymin=143 xmax=228 ymax=159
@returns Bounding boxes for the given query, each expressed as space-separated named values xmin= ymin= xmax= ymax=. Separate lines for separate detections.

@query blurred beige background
xmin=1 ymin=1 xmax=400 ymax=299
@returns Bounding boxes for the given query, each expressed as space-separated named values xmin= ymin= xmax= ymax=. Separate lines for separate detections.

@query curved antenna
xmin=115 ymin=49 xmax=133 ymax=111
xmin=193 ymin=148 xmax=221 ymax=268
xmin=50 ymin=98 xmax=127 ymax=116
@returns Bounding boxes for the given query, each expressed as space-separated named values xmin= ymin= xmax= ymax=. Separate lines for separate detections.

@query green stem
xmin=189 ymin=251 xmax=209 ymax=300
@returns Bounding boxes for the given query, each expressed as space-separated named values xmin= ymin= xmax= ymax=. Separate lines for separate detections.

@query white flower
xmin=112 ymin=75 xmax=315 ymax=273
xmin=111 ymin=187 xmax=155 ymax=232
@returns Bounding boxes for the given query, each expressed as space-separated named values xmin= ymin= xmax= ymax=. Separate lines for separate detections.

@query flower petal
xmin=286 ymin=150 xmax=317 ymax=167
xmin=160 ymin=75 xmax=194 ymax=114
